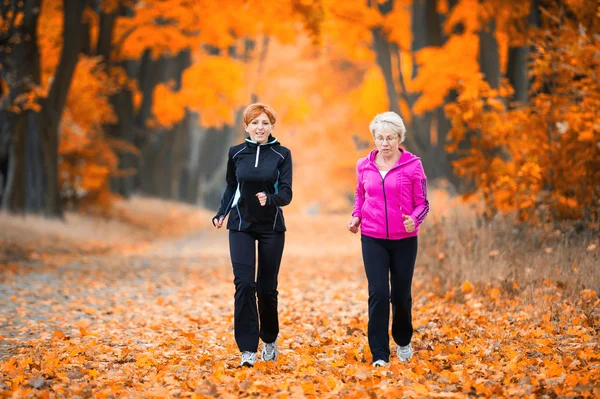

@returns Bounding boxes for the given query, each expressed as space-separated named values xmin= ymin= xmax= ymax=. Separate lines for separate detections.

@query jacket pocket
xmin=395 ymin=174 xmax=411 ymax=211
xmin=360 ymin=198 xmax=375 ymax=233
xmin=394 ymin=174 xmax=412 ymax=233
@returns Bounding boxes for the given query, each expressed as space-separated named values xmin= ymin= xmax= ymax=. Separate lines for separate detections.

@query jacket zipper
xmin=381 ymin=174 xmax=389 ymax=238
xmin=255 ymin=145 xmax=260 ymax=167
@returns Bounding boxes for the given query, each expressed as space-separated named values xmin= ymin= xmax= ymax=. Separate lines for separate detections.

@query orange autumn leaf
xmin=461 ymin=281 xmax=475 ymax=293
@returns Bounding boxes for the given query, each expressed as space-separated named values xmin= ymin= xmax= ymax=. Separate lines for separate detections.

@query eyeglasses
xmin=374 ymin=135 xmax=399 ymax=143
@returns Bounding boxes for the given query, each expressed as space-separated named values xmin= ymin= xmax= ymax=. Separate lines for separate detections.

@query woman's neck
xmin=378 ymin=149 xmax=401 ymax=164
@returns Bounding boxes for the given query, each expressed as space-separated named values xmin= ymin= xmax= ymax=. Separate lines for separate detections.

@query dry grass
xmin=1 ymin=191 xmax=597 ymax=298
xmin=277 ymin=189 xmax=599 ymax=299
xmin=0 ymin=196 xmax=213 ymax=264
xmin=418 ymin=190 xmax=600 ymax=297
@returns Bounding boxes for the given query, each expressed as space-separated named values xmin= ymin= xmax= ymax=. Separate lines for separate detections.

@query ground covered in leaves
xmin=0 ymin=206 xmax=598 ymax=398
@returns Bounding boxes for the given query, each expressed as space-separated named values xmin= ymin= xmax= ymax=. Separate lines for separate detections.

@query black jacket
xmin=214 ymin=135 xmax=292 ymax=232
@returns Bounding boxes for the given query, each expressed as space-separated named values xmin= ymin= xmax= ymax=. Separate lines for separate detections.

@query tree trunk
xmin=0 ymin=114 xmax=10 ymax=206
xmin=134 ymin=51 xmax=163 ymax=136
xmin=130 ymin=52 xmax=164 ymax=193
xmin=97 ymin=9 xmax=117 ymax=63
xmin=40 ymin=0 xmax=88 ymax=217
xmin=171 ymin=111 xmax=190 ymax=200
xmin=507 ymin=0 xmax=539 ymax=105
xmin=136 ymin=51 xmax=191 ymax=199
xmin=197 ymin=109 xmax=244 ymax=210
xmin=1 ymin=0 xmax=43 ymax=213
xmin=478 ymin=17 xmax=501 ymax=89
xmin=3 ymin=116 xmax=26 ymax=213
xmin=107 ymin=83 xmax=136 ymax=197
xmin=25 ymin=110 xmax=44 ymax=212
xmin=506 ymin=46 xmax=528 ymax=104
xmin=372 ymin=27 xmax=400 ymax=117
xmin=180 ymin=113 xmax=205 ymax=204
xmin=22 ymin=0 xmax=43 ymax=213
xmin=96 ymin=5 xmax=140 ymax=198
xmin=408 ymin=0 xmax=456 ymax=181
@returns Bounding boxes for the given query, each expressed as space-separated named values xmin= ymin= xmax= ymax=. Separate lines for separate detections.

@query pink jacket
xmin=352 ymin=149 xmax=429 ymax=240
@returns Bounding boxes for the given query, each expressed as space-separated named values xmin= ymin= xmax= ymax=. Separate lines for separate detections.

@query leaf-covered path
xmin=1 ymin=215 xmax=598 ymax=398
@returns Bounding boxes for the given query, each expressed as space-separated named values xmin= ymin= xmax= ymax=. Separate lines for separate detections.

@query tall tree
xmin=1 ymin=0 xmax=43 ymax=213
xmin=39 ymin=0 xmax=90 ymax=217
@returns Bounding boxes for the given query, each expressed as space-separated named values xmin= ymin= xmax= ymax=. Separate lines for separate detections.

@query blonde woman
xmin=347 ymin=112 xmax=429 ymax=366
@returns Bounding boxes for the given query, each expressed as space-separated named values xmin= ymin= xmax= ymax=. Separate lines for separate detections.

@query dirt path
xmin=0 ymin=215 xmax=598 ymax=398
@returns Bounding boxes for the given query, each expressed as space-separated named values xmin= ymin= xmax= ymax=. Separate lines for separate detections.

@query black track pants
xmin=229 ymin=229 xmax=285 ymax=352
xmin=361 ymin=235 xmax=418 ymax=362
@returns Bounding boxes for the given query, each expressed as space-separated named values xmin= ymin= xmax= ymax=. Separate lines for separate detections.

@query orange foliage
xmin=59 ymin=57 xmax=119 ymax=211
xmin=445 ymin=2 xmax=600 ymax=223
xmin=113 ymin=0 xmax=325 ymax=130
xmin=37 ymin=0 xmax=62 ymax=92
xmin=24 ymin=0 xmax=600 ymax=222
xmin=178 ymin=55 xmax=245 ymax=128
xmin=411 ymin=33 xmax=481 ymax=114
xmin=149 ymin=82 xmax=186 ymax=129
xmin=398 ymin=0 xmax=531 ymax=115
xmin=321 ymin=1 xmax=379 ymax=62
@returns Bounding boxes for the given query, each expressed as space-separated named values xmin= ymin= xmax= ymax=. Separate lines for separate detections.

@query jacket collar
xmin=245 ymin=135 xmax=278 ymax=147
xmin=367 ymin=148 xmax=420 ymax=169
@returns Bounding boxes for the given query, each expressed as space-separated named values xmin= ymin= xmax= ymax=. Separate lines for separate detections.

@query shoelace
xmin=264 ymin=343 xmax=275 ymax=356
xmin=398 ymin=345 xmax=412 ymax=358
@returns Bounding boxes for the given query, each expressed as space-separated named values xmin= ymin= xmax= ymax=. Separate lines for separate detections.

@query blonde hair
xmin=369 ymin=112 xmax=406 ymax=143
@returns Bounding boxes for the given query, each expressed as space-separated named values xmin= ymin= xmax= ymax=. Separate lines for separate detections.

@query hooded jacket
xmin=352 ymin=149 xmax=429 ymax=240
xmin=214 ymin=135 xmax=292 ymax=232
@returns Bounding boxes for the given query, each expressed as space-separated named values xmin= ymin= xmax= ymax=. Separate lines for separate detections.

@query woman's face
xmin=245 ymin=112 xmax=273 ymax=144
xmin=374 ymin=128 xmax=400 ymax=154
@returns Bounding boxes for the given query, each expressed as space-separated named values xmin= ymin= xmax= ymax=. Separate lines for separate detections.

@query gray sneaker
xmin=262 ymin=340 xmax=278 ymax=361
xmin=397 ymin=343 xmax=413 ymax=362
xmin=240 ymin=351 xmax=256 ymax=367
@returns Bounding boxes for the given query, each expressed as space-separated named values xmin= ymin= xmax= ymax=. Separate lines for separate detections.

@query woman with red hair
xmin=213 ymin=103 xmax=293 ymax=367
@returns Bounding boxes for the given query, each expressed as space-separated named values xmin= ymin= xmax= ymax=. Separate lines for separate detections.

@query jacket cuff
xmin=409 ymin=214 xmax=420 ymax=228
xmin=351 ymin=211 xmax=362 ymax=219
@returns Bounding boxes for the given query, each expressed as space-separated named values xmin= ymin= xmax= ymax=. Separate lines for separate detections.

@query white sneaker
xmin=372 ymin=359 xmax=389 ymax=367
xmin=262 ymin=340 xmax=278 ymax=361
xmin=397 ymin=343 xmax=413 ymax=362
xmin=240 ymin=351 xmax=256 ymax=367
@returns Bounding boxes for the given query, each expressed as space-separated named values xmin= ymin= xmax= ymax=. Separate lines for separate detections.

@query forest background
xmin=2 ymin=0 xmax=598 ymax=288
xmin=1 ymin=0 xmax=597 ymax=222
xmin=0 ymin=0 xmax=598 ymax=397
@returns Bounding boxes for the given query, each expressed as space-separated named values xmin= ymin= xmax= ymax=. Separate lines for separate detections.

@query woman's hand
xmin=347 ymin=216 xmax=361 ymax=234
xmin=213 ymin=216 xmax=225 ymax=229
xmin=256 ymin=192 xmax=267 ymax=206
xmin=402 ymin=214 xmax=415 ymax=233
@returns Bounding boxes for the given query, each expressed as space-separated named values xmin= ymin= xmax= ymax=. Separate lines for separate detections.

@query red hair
xmin=243 ymin=103 xmax=277 ymax=125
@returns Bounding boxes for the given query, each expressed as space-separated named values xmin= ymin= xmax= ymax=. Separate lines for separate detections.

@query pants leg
xmin=229 ymin=230 xmax=259 ymax=352
xmin=256 ymin=231 xmax=285 ymax=344
xmin=390 ymin=236 xmax=418 ymax=347
xmin=361 ymin=235 xmax=392 ymax=362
